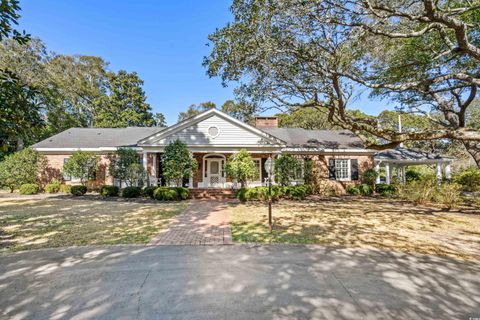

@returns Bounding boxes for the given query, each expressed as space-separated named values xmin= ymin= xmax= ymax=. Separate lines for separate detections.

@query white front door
xmin=206 ymin=159 xmax=224 ymax=188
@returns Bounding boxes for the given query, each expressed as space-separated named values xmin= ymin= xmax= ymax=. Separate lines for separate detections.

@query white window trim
xmin=251 ymin=158 xmax=262 ymax=183
xmin=207 ymin=126 xmax=220 ymax=139
xmin=334 ymin=159 xmax=351 ymax=182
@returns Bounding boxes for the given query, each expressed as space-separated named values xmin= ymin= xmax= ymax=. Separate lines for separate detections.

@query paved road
xmin=1 ymin=245 xmax=479 ymax=320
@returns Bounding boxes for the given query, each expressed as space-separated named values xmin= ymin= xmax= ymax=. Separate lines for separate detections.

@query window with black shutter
xmin=350 ymin=159 xmax=359 ymax=180
xmin=328 ymin=159 xmax=336 ymax=180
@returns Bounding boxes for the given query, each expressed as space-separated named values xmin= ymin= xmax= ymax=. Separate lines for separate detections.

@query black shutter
xmin=261 ymin=158 xmax=268 ymax=181
xmin=328 ymin=159 xmax=336 ymax=180
xmin=351 ymin=159 xmax=359 ymax=180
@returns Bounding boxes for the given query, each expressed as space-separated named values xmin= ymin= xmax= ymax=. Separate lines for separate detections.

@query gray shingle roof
xmin=261 ymin=128 xmax=365 ymax=149
xmin=375 ymin=147 xmax=454 ymax=162
xmin=31 ymin=127 xmax=165 ymax=149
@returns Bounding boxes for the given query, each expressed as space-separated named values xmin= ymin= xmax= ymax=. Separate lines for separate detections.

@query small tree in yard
xmin=162 ymin=139 xmax=197 ymax=187
xmin=362 ymin=168 xmax=378 ymax=189
xmin=225 ymin=149 xmax=257 ymax=188
xmin=0 ymin=148 xmax=46 ymax=192
xmin=274 ymin=154 xmax=301 ymax=186
xmin=109 ymin=148 xmax=141 ymax=186
xmin=63 ymin=151 xmax=97 ymax=186
xmin=124 ymin=163 xmax=146 ymax=187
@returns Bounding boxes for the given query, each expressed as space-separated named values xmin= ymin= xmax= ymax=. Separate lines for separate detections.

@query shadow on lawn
xmin=0 ymin=245 xmax=478 ymax=319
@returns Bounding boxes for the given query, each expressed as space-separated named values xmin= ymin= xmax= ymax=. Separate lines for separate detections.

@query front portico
xmin=137 ymin=108 xmax=285 ymax=188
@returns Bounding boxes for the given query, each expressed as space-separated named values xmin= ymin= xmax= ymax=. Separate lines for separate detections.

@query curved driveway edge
xmin=149 ymin=200 xmax=233 ymax=245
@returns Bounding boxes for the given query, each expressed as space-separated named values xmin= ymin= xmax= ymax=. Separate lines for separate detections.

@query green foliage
xmin=178 ymin=101 xmax=216 ymax=122
xmin=63 ymin=151 xmax=97 ymax=185
xmin=45 ymin=180 xmax=61 ymax=193
xmin=405 ymin=170 xmax=422 ymax=182
xmin=277 ymin=108 xmax=337 ymax=130
xmin=162 ymin=139 xmax=197 ymax=187
xmin=175 ymin=187 xmax=190 ymax=200
xmin=346 ymin=187 xmax=360 ymax=195
xmin=124 ymin=163 xmax=145 ymax=187
xmin=362 ymin=169 xmax=378 ymax=188
xmin=99 ymin=185 xmax=119 ymax=197
xmin=122 ymin=186 xmax=142 ymax=198
xmin=434 ymin=183 xmax=462 ymax=210
xmin=142 ymin=186 xmax=156 ymax=198
xmin=19 ymin=183 xmax=39 ymax=195
xmin=225 ymin=149 xmax=257 ymax=188
xmin=152 ymin=187 xmax=184 ymax=201
xmin=236 ymin=185 xmax=309 ymax=201
xmin=274 ymin=155 xmax=301 ymax=186
xmin=70 ymin=185 xmax=87 ymax=196
xmin=0 ymin=148 xmax=45 ymax=192
xmin=398 ymin=177 xmax=437 ymax=204
xmin=375 ymin=184 xmax=396 ymax=196
xmin=109 ymin=148 xmax=140 ymax=185
xmin=94 ymin=70 xmax=155 ymax=128
xmin=358 ymin=184 xmax=373 ymax=196
xmin=60 ymin=184 xmax=71 ymax=194
xmin=454 ymin=168 xmax=480 ymax=192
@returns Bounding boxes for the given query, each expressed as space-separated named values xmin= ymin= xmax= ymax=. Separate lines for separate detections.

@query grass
xmin=0 ymin=197 xmax=188 ymax=252
xmin=229 ymin=196 xmax=480 ymax=260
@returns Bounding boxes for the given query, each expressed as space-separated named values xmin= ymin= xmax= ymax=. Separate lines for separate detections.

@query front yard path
xmin=149 ymin=200 xmax=233 ymax=245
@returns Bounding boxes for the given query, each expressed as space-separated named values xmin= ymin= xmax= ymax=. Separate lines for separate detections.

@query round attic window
xmin=208 ymin=126 xmax=219 ymax=138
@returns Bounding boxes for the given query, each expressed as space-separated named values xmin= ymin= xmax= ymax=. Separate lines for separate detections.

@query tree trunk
xmin=463 ymin=141 xmax=480 ymax=168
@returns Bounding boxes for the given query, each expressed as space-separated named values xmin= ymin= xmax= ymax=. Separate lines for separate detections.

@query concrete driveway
xmin=1 ymin=245 xmax=479 ymax=320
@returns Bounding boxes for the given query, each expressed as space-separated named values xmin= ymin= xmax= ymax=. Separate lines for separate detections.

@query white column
xmin=375 ymin=164 xmax=381 ymax=184
xmin=385 ymin=163 xmax=391 ymax=185
xmin=402 ymin=167 xmax=406 ymax=184
xmin=152 ymin=154 xmax=157 ymax=178
xmin=436 ymin=163 xmax=443 ymax=184
xmin=445 ymin=163 xmax=452 ymax=181
xmin=142 ymin=152 xmax=148 ymax=186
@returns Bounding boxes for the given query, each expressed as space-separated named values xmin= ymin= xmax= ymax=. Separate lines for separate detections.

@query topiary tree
xmin=0 ymin=148 xmax=45 ymax=192
xmin=225 ymin=149 xmax=257 ymax=188
xmin=362 ymin=168 xmax=378 ymax=188
xmin=274 ymin=154 xmax=301 ymax=186
xmin=109 ymin=147 xmax=141 ymax=186
xmin=162 ymin=139 xmax=197 ymax=187
xmin=63 ymin=151 xmax=97 ymax=186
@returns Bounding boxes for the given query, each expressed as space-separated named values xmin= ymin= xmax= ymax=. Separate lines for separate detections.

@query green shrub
xmin=375 ymin=183 xmax=396 ymax=196
xmin=346 ymin=186 xmax=360 ymax=195
xmin=434 ymin=183 xmax=462 ymax=209
xmin=405 ymin=170 xmax=422 ymax=182
xmin=60 ymin=184 xmax=71 ymax=193
xmin=454 ymin=168 xmax=480 ymax=192
xmin=164 ymin=189 xmax=179 ymax=201
xmin=152 ymin=187 xmax=180 ymax=201
xmin=70 ymin=185 xmax=87 ymax=196
xmin=398 ymin=177 xmax=436 ymax=204
xmin=122 ymin=186 xmax=142 ymax=198
xmin=45 ymin=180 xmax=61 ymax=193
xmin=19 ymin=183 xmax=40 ymax=195
xmin=236 ymin=185 xmax=310 ymax=201
xmin=175 ymin=187 xmax=190 ymax=200
xmin=99 ymin=185 xmax=119 ymax=197
xmin=153 ymin=187 xmax=168 ymax=200
xmin=358 ymin=184 xmax=373 ymax=196
xmin=245 ymin=187 xmax=259 ymax=201
xmin=362 ymin=168 xmax=378 ymax=187
xmin=142 ymin=186 xmax=156 ymax=198
xmin=236 ymin=188 xmax=247 ymax=202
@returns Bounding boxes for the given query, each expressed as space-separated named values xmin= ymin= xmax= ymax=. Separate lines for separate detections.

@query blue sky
xmin=18 ymin=0 xmax=388 ymax=125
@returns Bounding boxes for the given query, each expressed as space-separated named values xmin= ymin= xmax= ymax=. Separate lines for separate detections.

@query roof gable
xmin=138 ymin=109 xmax=285 ymax=147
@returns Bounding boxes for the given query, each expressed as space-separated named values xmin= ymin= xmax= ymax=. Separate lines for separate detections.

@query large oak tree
xmin=204 ymin=0 xmax=480 ymax=166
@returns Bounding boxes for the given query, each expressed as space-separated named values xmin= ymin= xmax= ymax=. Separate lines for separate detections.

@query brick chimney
xmin=255 ymin=116 xmax=278 ymax=128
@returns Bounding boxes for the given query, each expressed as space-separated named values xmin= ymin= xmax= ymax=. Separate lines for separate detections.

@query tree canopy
xmin=161 ymin=139 xmax=197 ymax=186
xmin=205 ymin=0 xmax=480 ymax=166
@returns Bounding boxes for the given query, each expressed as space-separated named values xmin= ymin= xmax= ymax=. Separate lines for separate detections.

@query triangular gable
xmin=138 ymin=109 xmax=285 ymax=146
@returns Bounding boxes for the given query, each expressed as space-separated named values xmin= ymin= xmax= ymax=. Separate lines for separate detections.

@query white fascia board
xmin=33 ymin=147 xmax=142 ymax=153
xmin=140 ymin=146 xmax=283 ymax=154
xmin=374 ymin=158 xmax=454 ymax=164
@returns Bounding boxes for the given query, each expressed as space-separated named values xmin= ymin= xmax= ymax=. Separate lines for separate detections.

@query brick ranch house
xmin=31 ymin=108 xmax=375 ymax=194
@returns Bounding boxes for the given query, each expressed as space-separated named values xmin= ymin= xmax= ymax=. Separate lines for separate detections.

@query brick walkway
xmin=149 ymin=200 xmax=233 ymax=245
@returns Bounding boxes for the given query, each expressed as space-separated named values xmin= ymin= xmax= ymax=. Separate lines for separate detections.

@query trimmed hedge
xmin=346 ymin=186 xmax=360 ymax=195
xmin=70 ymin=185 xmax=87 ymax=196
xmin=19 ymin=183 xmax=40 ymax=195
xmin=358 ymin=184 xmax=373 ymax=196
xmin=100 ymin=185 xmax=119 ymax=197
xmin=375 ymin=183 xmax=396 ymax=196
xmin=142 ymin=186 xmax=156 ymax=198
xmin=236 ymin=185 xmax=311 ymax=202
xmin=122 ymin=186 xmax=142 ymax=198
xmin=152 ymin=187 xmax=190 ymax=201
xmin=45 ymin=181 xmax=61 ymax=193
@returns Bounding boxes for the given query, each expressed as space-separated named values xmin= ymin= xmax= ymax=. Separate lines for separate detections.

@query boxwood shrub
xmin=70 ymin=185 xmax=87 ymax=196
xmin=375 ymin=183 xmax=396 ymax=196
xmin=175 ymin=187 xmax=190 ymax=200
xmin=142 ymin=186 xmax=156 ymax=198
xmin=152 ymin=187 xmax=187 ymax=201
xmin=100 ymin=185 xmax=119 ymax=197
xmin=122 ymin=186 xmax=142 ymax=198
xmin=19 ymin=183 xmax=40 ymax=195
xmin=358 ymin=184 xmax=373 ymax=196
xmin=346 ymin=186 xmax=360 ymax=195
xmin=45 ymin=181 xmax=61 ymax=193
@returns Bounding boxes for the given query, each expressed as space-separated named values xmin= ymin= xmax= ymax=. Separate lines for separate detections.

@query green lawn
xmin=0 ymin=197 xmax=188 ymax=252
xmin=229 ymin=197 xmax=480 ymax=260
